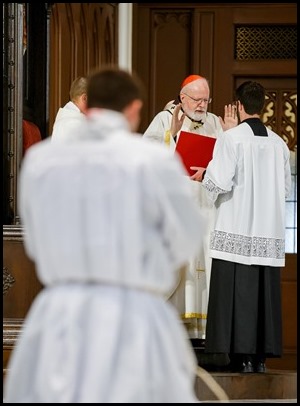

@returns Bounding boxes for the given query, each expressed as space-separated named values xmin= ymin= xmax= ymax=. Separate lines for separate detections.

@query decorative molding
xmin=3 ymin=318 xmax=24 ymax=348
xmin=235 ymin=25 xmax=297 ymax=60
xmin=263 ymin=90 xmax=297 ymax=151
xmin=153 ymin=11 xmax=190 ymax=29
xmin=6 ymin=3 xmax=24 ymax=224
xmin=3 ymin=267 xmax=15 ymax=296
xmin=3 ymin=224 xmax=25 ymax=241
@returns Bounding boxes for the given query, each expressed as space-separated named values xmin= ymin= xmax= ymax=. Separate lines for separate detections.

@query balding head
xmin=181 ymin=77 xmax=210 ymax=95
xmin=179 ymin=75 xmax=211 ymax=121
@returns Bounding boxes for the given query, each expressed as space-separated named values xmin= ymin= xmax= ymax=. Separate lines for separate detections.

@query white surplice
xmin=4 ymin=110 xmax=205 ymax=403
xmin=144 ymin=104 xmax=223 ymax=338
xmin=51 ymin=101 xmax=86 ymax=143
xmin=203 ymin=121 xmax=291 ymax=267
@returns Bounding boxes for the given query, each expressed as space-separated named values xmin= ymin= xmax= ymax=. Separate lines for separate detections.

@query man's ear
xmin=123 ymin=99 xmax=143 ymax=132
xmin=124 ymin=99 xmax=142 ymax=118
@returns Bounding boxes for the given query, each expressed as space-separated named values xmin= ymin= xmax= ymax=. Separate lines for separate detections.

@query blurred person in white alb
xmin=4 ymin=67 xmax=206 ymax=403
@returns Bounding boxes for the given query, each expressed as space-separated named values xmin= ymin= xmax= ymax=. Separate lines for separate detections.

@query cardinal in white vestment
xmin=144 ymin=74 xmax=237 ymax=339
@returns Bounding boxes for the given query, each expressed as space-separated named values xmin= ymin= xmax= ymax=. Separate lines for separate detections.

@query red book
xmin=175 ymin=131 xmax=216 ymax=176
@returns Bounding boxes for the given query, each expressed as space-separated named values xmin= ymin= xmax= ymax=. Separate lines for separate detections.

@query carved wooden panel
xmin=235 ymin=77 xmax=297 ymax=152
xmin=49 ymin=3 xmax=118 ymax=135
xmin=133 ymin=3 xmax=297 ymax=146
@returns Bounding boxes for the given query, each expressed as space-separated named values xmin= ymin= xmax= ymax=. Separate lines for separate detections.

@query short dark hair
xmin=87 ymin=66 xmax=145 ymax=112
xmin=236 ymin=81 xmax=265 ymax=115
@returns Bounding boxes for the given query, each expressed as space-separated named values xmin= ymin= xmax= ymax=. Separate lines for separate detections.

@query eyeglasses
xmin=181 ymin=92 xmax=212 ymax=105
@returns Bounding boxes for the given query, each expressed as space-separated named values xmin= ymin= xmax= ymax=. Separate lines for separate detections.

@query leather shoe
xmin=240 ymin=360 xmax=254 ymax=373
xmin=256 ymin=361 xmax=266 ymax=373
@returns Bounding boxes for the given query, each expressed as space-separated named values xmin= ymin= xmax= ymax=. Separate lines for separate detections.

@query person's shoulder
xmin=63 ymin=101 xmax=79 ymax=111
xmin=131 ymin=136 xmax=185 ymax=174
xmin=153 ymin=109 xmax=173 ymax=119
xmin=132 ymin=132 xmax=167 ymax=149
xmin=219 ymin=123 xmax=243 ymax=142
xmin=51 ymin=112 xmax=86 ymax=138
xmin=164 ymin=101 xmax=176 ymax=114
xmin=22 ymin=137 xmax=53 ymax=166
xmin=130 ymin=132 xmax=173 ymax=157
xmin=206 ymin=111 xmax=219 ymax=120
xmin=205 ymin=112 xmax=223 ymax=130
xmin=54 ymin=108 xmax=84 ymax=122
xmin=267 ymin=127 xmax=290 ymax=149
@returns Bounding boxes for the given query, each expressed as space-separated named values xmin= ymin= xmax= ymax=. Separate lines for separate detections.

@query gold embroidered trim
xmin=181 ymin=313 xmax=207 ymax=319
xmin=164 ymin=129 xmax=171 ymax=146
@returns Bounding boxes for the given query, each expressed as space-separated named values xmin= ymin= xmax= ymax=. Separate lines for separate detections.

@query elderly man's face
xmin=180 ymin=79 xmax=211 ymax=121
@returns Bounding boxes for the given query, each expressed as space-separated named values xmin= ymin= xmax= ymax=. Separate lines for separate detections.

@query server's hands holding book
xmin=190 ymin=166 xmax=207 ymax=182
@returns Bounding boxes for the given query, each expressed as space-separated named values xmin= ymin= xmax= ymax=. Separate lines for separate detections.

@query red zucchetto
xmin=180 ymin=74 xmax=204 ymax=89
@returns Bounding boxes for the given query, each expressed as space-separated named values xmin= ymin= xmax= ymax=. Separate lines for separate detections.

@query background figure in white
xmin=51 ymin=76 xmax=88 ymax=143
xmin=144 ymin=74 xmax=237 ymax=339
xmin=4 ymin=68 xmax=206 ymax=403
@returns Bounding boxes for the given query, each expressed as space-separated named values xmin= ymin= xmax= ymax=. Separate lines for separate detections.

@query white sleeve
xmin=202 ymin=134 xmax=236 ymax=203
xmin=284 ymin=146 xmax=292 ymax=199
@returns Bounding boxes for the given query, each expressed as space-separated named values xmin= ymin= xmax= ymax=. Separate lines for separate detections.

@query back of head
xmin=69 ymin=77 xmax=88 ymax=101
xmin=236 ymin=81 xmax=265 ymax=115
xmin=87 ymin=66 xmax=145 ymax=112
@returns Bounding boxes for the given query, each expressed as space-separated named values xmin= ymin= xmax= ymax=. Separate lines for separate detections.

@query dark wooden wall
xmin=267 ymin=255 xmax=297 ymax=371
xmin=48 ymin=3 xmax=118 ymax=135
xmin=133 ymin=3 xmax=297 ymax=149
xmin=22 ymin=3 xmax=49 ymax=137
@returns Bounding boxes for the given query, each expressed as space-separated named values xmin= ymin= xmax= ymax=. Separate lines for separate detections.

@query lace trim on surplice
xmin=210 ymin=230 xmax=285 ymax=259
xmin=202 ymin=178 xmax=227 ymax=201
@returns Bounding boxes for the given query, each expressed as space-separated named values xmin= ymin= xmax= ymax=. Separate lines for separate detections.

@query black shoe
xmin=254 ymin=355 xmax=267 ymax=373
xmin=228 ymin=354 xmax=255 ymax=373
xmin=239 ymin=355 xmax=255 ymax=373
xmin=240 ymin=360 xmax=254 ymax=373
xmin=256 ymin=361 xmax=266 ymax=373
